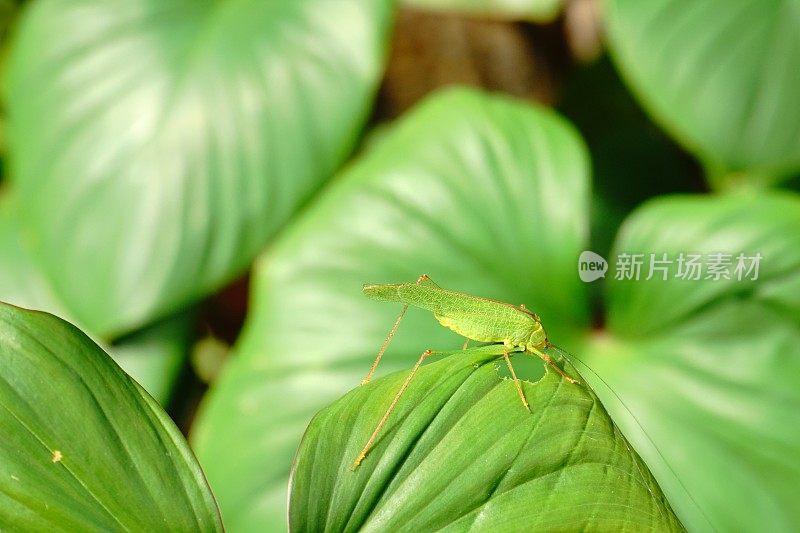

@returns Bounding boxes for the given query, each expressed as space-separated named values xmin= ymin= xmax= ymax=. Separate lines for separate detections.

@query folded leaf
xmin=290 ymin=347 xmax=683 ymax=531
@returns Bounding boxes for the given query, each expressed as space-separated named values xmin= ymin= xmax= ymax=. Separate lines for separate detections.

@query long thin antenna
xmin=548 ymin=344 xmax=717 ymax=532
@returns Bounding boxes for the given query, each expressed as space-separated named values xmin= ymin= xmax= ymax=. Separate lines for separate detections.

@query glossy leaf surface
xmin=0 ymin=303 xmax=222 ymax=531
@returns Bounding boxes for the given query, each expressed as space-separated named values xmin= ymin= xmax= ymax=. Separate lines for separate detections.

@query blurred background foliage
xmin=0 ymin=0 xmax=798 ymax=531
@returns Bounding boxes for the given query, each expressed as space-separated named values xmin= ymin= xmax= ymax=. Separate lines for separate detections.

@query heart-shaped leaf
xmin=0 ymin=303 xmax=222 ymax=530
xmin=193 ymin=87 xmax=592 ymax=529
xmin=5 ymin=0 xmax=393 ymax=336
xmin=604 ymin=0 xmax=800 ymax=185
xmin=578 ymin=192 xmax=800 ymax=532
xmin=0 ymin=201 xmax=190 ymax=404
xmin=290 ymin=347 xmax=683 ymax=531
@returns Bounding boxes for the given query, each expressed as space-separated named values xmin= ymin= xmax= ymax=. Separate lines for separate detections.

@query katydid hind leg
xmin=362 ymin=303 xmax=409 ymax=385
xmin=353 ymin=349 xmax=434 ymax=468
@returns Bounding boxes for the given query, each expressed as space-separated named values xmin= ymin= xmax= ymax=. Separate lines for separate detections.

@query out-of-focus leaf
xmin=289 ymin=347 xmax=683 ymax=531
xmin=0 ymin=303 xmax=222 ymax=530
xmin=0 ymin=201 xmax=191 ymax=404
xmin=5 ymin=0 xmax=393 ymax=336
xmin=0 ymin=202 xmax=65 ymax=315
xmin=557 ymin=56 xmax=703 ymax=257
xmin=401 ymin=0 xmax=561 ymax=21
xmin=110 ymin=311 xmax=194 ymax=405
xmin=192 ymin=88 xmax=591 ymax=530
xmin=604 ymin=0 xmax=800 ymax=186
xmin=578 ymin=192 xmax=800 ymax=532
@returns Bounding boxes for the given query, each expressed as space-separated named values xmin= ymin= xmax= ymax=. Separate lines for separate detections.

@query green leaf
xmin=193 ymin=87 xmax=592 ymax=530
xmin=5 ymin=0 xmax=393 ymax=336
xmin=0 ymin=303 xmax=222 ymax=530
xmin=579 ymin=192 xmax=800 ymax=532
xmin=0 ymin=201 xmax=191 ymax=405
xmin=289 ymin=347 xmax=683 ymax=531
xmin=604 ymin=0 xmax=800 ymax=186
xmin=400 ymin=0 xmax=562 ymax=21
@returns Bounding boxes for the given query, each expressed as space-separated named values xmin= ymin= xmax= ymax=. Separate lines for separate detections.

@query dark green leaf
xmin=5 ymin=0 xmax=393 ymax=336
xmin=0 ymin=303 xmax=221 ymax=531
xmin=290 ymin=347 xmax=683 ymax=531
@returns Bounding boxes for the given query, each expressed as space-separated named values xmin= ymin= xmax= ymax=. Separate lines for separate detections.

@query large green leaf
xmin=400 ymin=0 xmax=561 ymax=21
xmin=290 ymin=347 xmax=683 ymax=531
xmin=193 ymin=88 xmax=591 ymax=530
xmin=0 ymin=303 xmax=222 ymax=530
xmin=578 ymin=192 xmax=800 ymax=532
xmin=604 ymin=0 xmax=800 ymax=186
xmin=5 ymin=0 xmax=393 ymax=336
xmin=0 ymin=201 xmax=190 ymax=404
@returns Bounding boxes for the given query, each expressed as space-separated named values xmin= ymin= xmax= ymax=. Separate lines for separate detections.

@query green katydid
xmin=353 ymin=274 xmax=579 ymax=468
